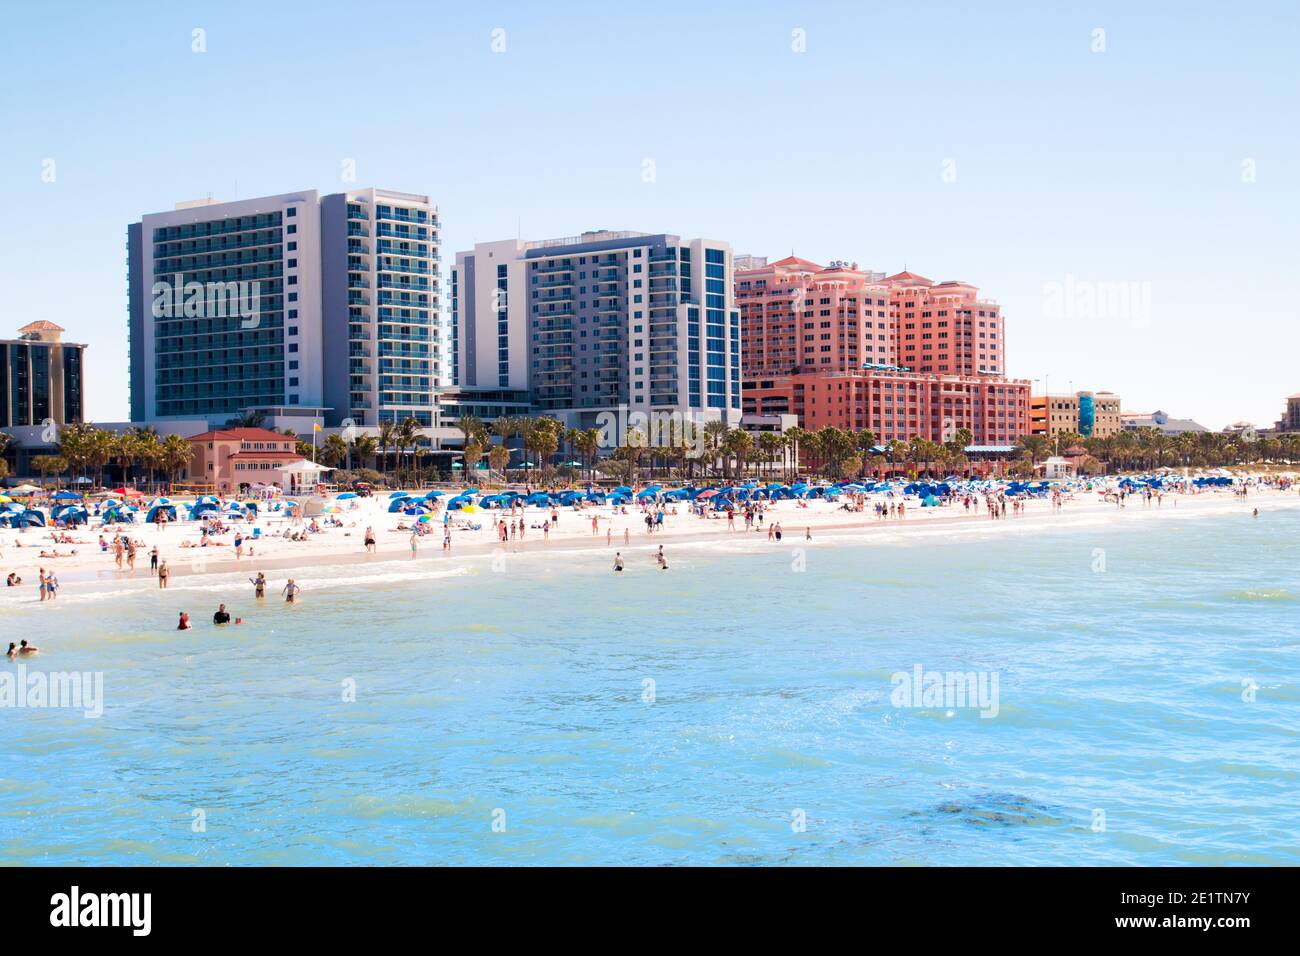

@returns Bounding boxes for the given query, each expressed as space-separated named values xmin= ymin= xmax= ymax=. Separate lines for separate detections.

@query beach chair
xmin=252 ymin=527 xmax=262 ymax=539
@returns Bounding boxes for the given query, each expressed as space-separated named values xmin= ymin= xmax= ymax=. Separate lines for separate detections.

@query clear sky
xmin=2 ymin=0 xmax=1296 ymax=429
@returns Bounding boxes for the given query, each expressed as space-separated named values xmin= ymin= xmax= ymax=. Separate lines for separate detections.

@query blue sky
xmin=2 ymin=0 xmax=1296 ymax=429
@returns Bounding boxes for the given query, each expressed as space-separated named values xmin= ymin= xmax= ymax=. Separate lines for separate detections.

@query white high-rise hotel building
xmin=452 ymin=230 xmax=742 ymax=429
xmin=128 ymin=188 xmax=440 ymax=427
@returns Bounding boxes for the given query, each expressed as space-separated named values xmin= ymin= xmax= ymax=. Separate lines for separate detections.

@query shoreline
xmin=2 ymin=485 xmax=1288 ymax=603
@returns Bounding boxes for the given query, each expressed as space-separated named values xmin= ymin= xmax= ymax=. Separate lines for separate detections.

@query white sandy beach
xmin=1 ymin=481 xmax=1291 ymax=606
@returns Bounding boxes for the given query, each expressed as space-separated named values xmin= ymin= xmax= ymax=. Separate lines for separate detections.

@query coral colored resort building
xmin=185 ymin=426 xmax=317 ymax=493
xmin=737 ymin=257 xmax=1029 ymax=445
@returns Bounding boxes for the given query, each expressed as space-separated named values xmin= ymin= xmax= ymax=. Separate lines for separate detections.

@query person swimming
xmin=613 ymin=553 xmax=624 ymax=572
xmin=17 ymin=640 xmax=38 ymax=656
xmin=178 ymin=611 xmax=192 ymax=630
xmin=6 ymin=643 xmax=15 ymax=659
xmin=213 ymin=604 xmax=231 ymax=625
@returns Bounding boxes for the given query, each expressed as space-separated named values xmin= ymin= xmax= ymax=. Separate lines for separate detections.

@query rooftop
xmin=188 ymin=428 xmax=297 ymax=443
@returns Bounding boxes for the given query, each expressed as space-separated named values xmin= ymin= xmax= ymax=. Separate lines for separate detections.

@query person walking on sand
xmin=606 ymin=526 xmax=612 ymax=547
xmin=37 ymin=567 xmax=47 ymax=602
xmin=158 ymin=559 xmax=169 ymax=589
xmin=150 ymin=545 xmax=159 ymax=574
xmin=234 ymin=532 xmax=243 ymax=560
xmin=365 ymin=526 xmax=376 ymax=553
xmin=410 ymin=530 xmax=419 ymax=558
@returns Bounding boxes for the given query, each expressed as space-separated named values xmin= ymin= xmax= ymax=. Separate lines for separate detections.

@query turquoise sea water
xmin=2 ymin=501 xmax=1298 ymax=866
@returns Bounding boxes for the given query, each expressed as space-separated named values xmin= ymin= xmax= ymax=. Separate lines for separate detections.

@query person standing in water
xmin=613 ymin=552 xmax=624 ymax=572
xmin=158 ymin=559 xmax=169 ymax=589
xmin=282 ymin=579 xmax=300 ymax=603
xmin=251 ymin=572 xmax=266 ymax=599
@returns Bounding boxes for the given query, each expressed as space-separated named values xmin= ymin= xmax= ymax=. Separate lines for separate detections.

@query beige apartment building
xmin=1030 ymin=390 xmax=1121 ymax=439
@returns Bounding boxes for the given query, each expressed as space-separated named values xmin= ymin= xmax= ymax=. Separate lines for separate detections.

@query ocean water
xmin=2 ymin=501 xmax=1298 ymax=866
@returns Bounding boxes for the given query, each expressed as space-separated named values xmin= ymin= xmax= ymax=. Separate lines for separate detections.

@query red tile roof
xmin=189 ymin=428 xmax=297 ymax=443
xmin=18 ymin=320 xmax=64 ymax=333
xmin=767 ymin=255 xmax=825 ymax=272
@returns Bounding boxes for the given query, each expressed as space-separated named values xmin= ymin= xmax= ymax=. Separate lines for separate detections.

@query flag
xmin=313 ymin=423 xmax=322 ymax=432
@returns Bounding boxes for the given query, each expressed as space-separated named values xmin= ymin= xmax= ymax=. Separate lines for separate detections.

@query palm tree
xmin=32 ymin=455 xmax=68 ymax=486
xmin=784 ymin=426 xmax=808 ymax=481
xmin=85 ymin=428 xmax=115 ymax=489
xmin=487 ymin=444 xmax=510 ymax=476
xmin=702 ymin=420 xmax=728 ymax=477
xmin=350 ymin=434 xmax=378 ymax=471
xmin=884 ymin=438 xmax=906 ymax=478
xmin=574 ymin=427 xmax=600 ymax=482
xmin=1015 ymin=434 xmax=1051 ymax=466
xmin=320 ymin=434 xmax=348 ymax=468
xmin=802 ymin=430 xmax=825 ymax=477
xmin=57 ymin=423 xmax=90 ymax=484
xmin=161 ymin=433 xmax=194 ymax=486
xmin=617 ymin=428 xmax=646 ymax=484
xmin=722 ymin=428 xmax=753 ymax=480
xmin=757 ymin=431 xmax=782 ymax=480
xmin=462 ymin=440 xmax=484 ymax=476
xmin=817 ymin=427 xmax=856 ymax=478
xmin=396 ymin=417 xmax=421 ymax=482
xmin=456 ymin=414 xmax=487 ymax=448
xmin=225 ymin=409 xmax=267 ymax=429
xmin=377 ymin=422 xmax=398 ymax=477
xmin=523 ymin=417 xmax=560 ymax=474
xmin=855 ymin=429 xmax=878 ymax=478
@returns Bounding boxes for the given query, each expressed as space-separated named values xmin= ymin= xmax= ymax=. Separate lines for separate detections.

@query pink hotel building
xmin=738 ymin=256 xmax=1029 ymax=445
